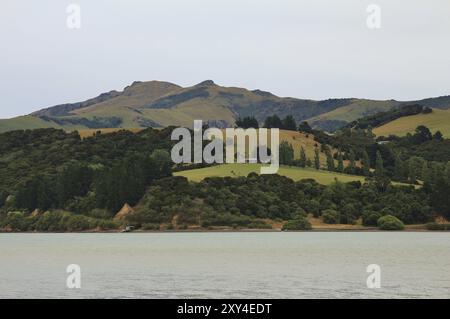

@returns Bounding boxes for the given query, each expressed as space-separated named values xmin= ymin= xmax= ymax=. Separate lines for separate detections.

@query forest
xmin=0 ymin=113 xmax=449 ymax=231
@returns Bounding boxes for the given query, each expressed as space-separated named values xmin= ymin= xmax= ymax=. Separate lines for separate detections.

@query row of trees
xmin=236 ymin=115 xmax=313 ymax=133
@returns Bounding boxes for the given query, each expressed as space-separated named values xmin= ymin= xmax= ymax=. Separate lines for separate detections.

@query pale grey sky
xmin=1 ymin=0 xmax=449 ymax=118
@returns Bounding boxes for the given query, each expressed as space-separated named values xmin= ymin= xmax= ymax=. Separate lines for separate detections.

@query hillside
xmin=1 ymin=80 xmax=449 ymax=133
xmin=175 ymin=163 xmax=365 ymax=185
xmin=373 ymin=108 xmax=450 ymax=138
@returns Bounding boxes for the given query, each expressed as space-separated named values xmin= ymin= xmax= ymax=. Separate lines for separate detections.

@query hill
xmin=373 ymin=108 xmax=450 ymax=138
xmin=1 ymin=80 xmax=449 ymax=133
xmin=175 ymin=163 xmax=365 ymax=185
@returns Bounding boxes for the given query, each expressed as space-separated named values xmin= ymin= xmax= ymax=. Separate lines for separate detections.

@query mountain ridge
xmin=1 ymin=80 xmax=449 ymax=133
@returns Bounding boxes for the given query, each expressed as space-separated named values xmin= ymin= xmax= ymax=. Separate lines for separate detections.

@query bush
xmin=362 ymin=211 xmax=381 ymax=226
xmin=425 ymin=223 xmax=450 ymax=231
xmin=282 ymin=217 xmax=312 ymax=231
xmin=247 ymin=220 xmax=272 ymax=229
xmin=322 ymin=209 xmax=340 ymax=224
xmin=142 ymin=223 xmax=160 ymax=230
xmin=340 ymin=203 xmax=357 ymax=224
xmin=377 ymin=215 xmax=404 ymax=230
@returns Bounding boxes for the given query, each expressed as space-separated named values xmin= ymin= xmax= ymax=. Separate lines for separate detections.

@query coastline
xmin=1 ymin=226 xmax=446 ymax=234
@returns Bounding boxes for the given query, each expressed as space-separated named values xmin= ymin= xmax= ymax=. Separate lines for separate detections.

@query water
xmin=0 ymin=232 xmax=449 ymax=299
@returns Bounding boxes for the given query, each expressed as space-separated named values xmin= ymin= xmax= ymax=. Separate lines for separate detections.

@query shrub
xmin=425 ymin=223 xmax=450 ymax=231
xmin=362 ymin=211 xmax=381 ymax=227
xmin=340 ymin=203 xmax=357 ymax=224
xmin=142 ymin=223 xmax=160 ymax=230
xmin=247 ymin=220 xmax=272 ymax=229
xmin=282 ymin=217 xmax=312 ymax=231
xmin=322 ymin=209 xmax=340 ymax=224
xmin=377 ymin=215 xmax=404 ymax=230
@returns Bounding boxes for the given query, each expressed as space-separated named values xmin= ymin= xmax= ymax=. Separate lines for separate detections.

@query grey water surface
xmin=0 ymin=232 xmax=448 ymax=298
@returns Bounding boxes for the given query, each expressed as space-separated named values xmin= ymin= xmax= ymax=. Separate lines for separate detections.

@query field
xmin=308 ymin=99 xmax=399 ymax=123
xmin=218 ymin=129 xmax=357 ymax=168
xmin=174 ymin=163 xmax=366 ymax=185
xmin=0 ymin=115 xmax=65 ymax=133
xmin=373 ymin=108 xmax=450 ymax=137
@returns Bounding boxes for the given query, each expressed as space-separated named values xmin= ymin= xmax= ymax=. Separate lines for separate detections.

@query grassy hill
xmin=175 ymin=163 xmax=365 ymax=185
xmin=309 ymin=99 xmax=400 ymax=130
xmin=78 ymin=128 xmax=343 ymax=167
xmin=373 ymin=108 xmax=450 ymax=137
xmin=1 ymin=80 xmax=449 ymax=133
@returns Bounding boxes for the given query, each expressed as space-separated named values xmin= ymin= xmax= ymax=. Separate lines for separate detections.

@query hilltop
xmin=373 ymin=108 xmax=450 ymax=138
xmin=1 ymin=80 xmax=450 ymax=133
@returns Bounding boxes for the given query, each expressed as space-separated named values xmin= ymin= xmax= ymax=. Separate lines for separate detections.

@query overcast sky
xmin=1 ymin=0 xmax=449 ymax=118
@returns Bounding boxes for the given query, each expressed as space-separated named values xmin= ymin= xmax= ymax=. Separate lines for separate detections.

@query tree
xmin=393 ymin=153 xmax=404 ymax=181
xmin=279 ymin=141 xmax=294 ymax=165
xmin=362 ymin=150 xmax=370 ymax=176
xmin=407 ymin=157 xmax=425 ymax=183
xmin=263 ymin=115 xmax=283 ymax=129
xmin=282 ymin=115 xmax=297 ymax=131
xmin=236 ymin=116 xmax=259 ymax=129
xmin=422 ymin=162 xmax=432 ymax=193
xmin=430 ymin=175 xmax=450 ymax=219
xmin=314 ymin=147 xmax=320 ymax=170
xmin=375 ymin=151 xmax=384 ymax=177
xmin=412 ymin=125 xmax=433 ymax=144
xmin=149 ymin=149 xmax=172 ymax=179
xmin=298 ymin=121 xmax=312 ymax=133
xmin=299 ymin=147 xmax=307 ymax=168
xmin=322 ymin=209 xmax=340 ymax=224
xmin=433 ymin=130 xmax=444 ymax=141
xmin=337 ymin=152 xmax=344 ymax=173
xmin=56 ymin=161 xmax=92 ymax=208
xmin=325 ymin=147 xmax=335 ymax=172
xmin=346 ymin=150 xmax=356 ymax=175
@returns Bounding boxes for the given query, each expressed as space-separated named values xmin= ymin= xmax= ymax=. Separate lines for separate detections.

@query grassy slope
xmin=308 ymin=99 xmax=398 ymax=123
xmin=77 ymin=128 xmax=349 ymax=168
xmin=175 ymin=163 xmax=365 ymax=185
xmin=373 ymin=108 xmax=450 ymax=137
xmin=0 ymin=116 xmax=64 ymax=133
xmin=218 ymin=129 xmax=357 ymax=168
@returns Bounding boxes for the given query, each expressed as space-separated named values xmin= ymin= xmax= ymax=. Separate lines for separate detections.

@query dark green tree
xmin=314 ymin=147 xmax=320 ymax=170
xmin=279 ymin=141 xmax=294 ymax=165
xmin=362 ymin=150 xmax=370 ymax=176
xmin=299 ymin=147 xmax=307 ymax=168
xmin=282 ymin=115 xmax=297 ymax=131
xmin=375 ymin=151 xmax=384 ymax=177
xmin=337 ymin=151 xmax=344 ymax=173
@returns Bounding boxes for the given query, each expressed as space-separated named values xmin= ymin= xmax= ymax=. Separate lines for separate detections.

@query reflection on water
xmin=0 ymin=232 xmax=449 ymax=299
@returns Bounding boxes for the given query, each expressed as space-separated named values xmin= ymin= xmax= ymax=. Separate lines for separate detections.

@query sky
xmin=1 ymin=0 xmax=449 ymax=118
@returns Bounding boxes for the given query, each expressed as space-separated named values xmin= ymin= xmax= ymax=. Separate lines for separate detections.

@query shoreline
xmin=1 ymin=227 xmax=447 ymax=234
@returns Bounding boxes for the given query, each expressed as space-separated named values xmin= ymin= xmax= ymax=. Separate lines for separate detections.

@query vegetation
xmin=1 ymin=114 xmax=450 ymax=232
xmin=126 ymin=175 xmax=433 ymax=229
xmin=282 ymin=217 xmax=312 ymax=231
xmin=348 ymin=104 xmax=429 ymax=130
xmin=377 ymin=215 xmax=405 ymax=231
xmin=374 ymin=108 xmax=450 ymax=138
xmin=175 ymin=164 xmax=366 ymax=185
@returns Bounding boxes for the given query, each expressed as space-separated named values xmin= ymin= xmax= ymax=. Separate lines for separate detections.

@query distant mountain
xmin=1 ymin=80 xmax=449 ymax=133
